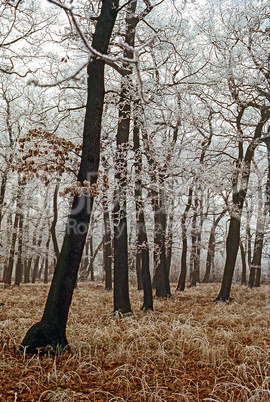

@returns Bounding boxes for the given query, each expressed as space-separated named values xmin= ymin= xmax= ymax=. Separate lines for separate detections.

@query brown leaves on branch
xmin=14 ymin=128 xmax=82 ymax=185
xmin=59 ymin=180 xmax=99 ymax=198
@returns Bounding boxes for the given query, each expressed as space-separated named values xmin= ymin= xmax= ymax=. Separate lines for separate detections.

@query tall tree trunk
xmin=103 ymin=207 xmax=112 ymax=290
xmin=133 ymin=109 xmax=153 ymax=310
xmin=202 ymin=209 xmax=227 ymax=283
xmin=89 ymin=234 xmax=94 ymax=281
xmin=248 ymin=181 xmax=265 ymax=288
xmin=176 ymin=187 xmax=193 ymax=291
xmin=79 ymin=238 xmax=90 ymax=281
xmin=4 ymin=184 xmax=23 ymax=285
xmin=32 ymin=230 xmax=43 ymax=284
xmin=152 ymin=188 xmax=171 ymax=297
xmin=166 ymin=210 xmax=173 ymax=277
xmin=15 ymin=212 xmax=24 ymax=286
xmin=113 ymin=0 xmax=140 ymax=314
xmin=0 ymin=169 xmax=8 ymax=230
xmin=50 ymin=181 xmax=60 ymax=260
xmin=24 ymin=259 xmax=32 ymax=284
xmin=239 ymin=240 xmax=247 ymax=285
xmin=215 ymin=108 xmax=269 ymax=301
xmin=190 ymin=191 xmax=199 ymax=287
xmin=44 ymin=235 xmax=50 ymax=284
xmin=101 ymin=156 xmax=112 ymax=290
xmin=21 ymin=0 xmax=119 ymax=353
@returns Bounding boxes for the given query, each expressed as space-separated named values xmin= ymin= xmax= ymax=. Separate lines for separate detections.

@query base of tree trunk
xmin=214 ymin=295 xmax=234 ymax=303
xmin=20 ymin=320 xmax=69 ymax=355
xmin=141 ymin=305 xmax=153 ymax=312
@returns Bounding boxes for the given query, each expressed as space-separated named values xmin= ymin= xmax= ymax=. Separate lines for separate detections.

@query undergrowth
xmin=0 ymin=282 xmax=269 ymax=401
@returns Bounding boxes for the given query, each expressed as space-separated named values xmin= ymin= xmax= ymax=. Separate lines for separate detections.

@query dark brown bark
xmin=202 ymin=210 xmax=227 ymax=283
xmin=50 ymin=181 xmax=60 ymax=259
xmin=101 ymin=155 xmax=112 ymax=290
xmin=103 ymin=209 xmax=112 ymax=290
xmin=176 ymin=187 xmax=193 ymax=291
xmin=24 ymin=259 xmax=32 ymax=284
xmin=239 ymin=240 xmax=247 ymax=286
xmin=21 ymin=0 xmax=119 ymax=354
xmin=166 ymin=211 xmax=173 ymax=276
xmin=15 ymin=212 xmax=24 ymax=286
xmin=249 ymin=221 xmax=264 ymax=289
xmin=133 ymin=112 xmax=153 ymax=310
xmin=89 ymin=234 xmax=94 ymax=281
xmin=32 ymin=231 xmax=43 ymax=284
xmin=190 ymin=192 xmax=199 ymax=287
xmin=79 ymin=238 xmax=90 ymax=281
xmin=113 ymin=0 xmax=140 ymax=314
xmin=4 ymin=184 xmax=23 ymax=285
xmin=152 ymin=189 xmax=171 ymax=297
xmin=0 ymin=169 xmax=8 ymax=229
xmin=215 ymin=107 xmax=270 ymax=302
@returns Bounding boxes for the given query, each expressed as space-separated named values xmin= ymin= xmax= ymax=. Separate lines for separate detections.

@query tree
xmin=21 ymin=0 xmax=119 ymax=354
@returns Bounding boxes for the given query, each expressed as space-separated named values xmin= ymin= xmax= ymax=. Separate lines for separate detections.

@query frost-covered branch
xmin=27 ymin=61 xmax=88 ymax=87
xmin=47 ymin=0 xmax=155 ymax=67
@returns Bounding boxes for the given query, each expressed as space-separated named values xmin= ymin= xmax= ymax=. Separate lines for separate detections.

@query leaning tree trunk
xmin=215 ymin=107 xmax=269 ymax=302
xmin=21 ymin=0 xmax=119 ymax=354
xmin=50 ymin=180 xmax=60 ymax=259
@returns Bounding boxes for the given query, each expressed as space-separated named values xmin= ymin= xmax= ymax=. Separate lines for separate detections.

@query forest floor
xmin=0 ymin=282 xmax=269 ymax=401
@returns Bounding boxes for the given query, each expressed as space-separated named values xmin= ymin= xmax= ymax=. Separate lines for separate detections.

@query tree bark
xmin=4 ymin=184 xmax=23 ymax=285
xmin=21 ymin=0 xmax=119 ymax=354
xmin=133 ymin=109 xmax=153 ymax=310
xmin=202 ymin=209 xmax=227 ymax=283
xmin=113 ymin=0 xmax=139 ymax=314
xmin=176 ymin=187 xmax=193 ymax=291
xmin=152 ymin=189 xmax=171 ymax=297
xmin=50 ymin=181 xmax=60 ymax=259
xmin=215 ymin=107 xmax=269 ymax=301
xmin=239 ymin=240 xmax=247 ymax=286
xmin=15 ymin=212 xmax=24 ymax=286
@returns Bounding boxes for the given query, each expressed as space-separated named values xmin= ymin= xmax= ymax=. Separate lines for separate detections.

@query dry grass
xmin=0 ymin=282 xmax=270 ymax=401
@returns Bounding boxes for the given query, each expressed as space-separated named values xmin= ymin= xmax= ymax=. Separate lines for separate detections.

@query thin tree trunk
xmin=4 ymin=184 xmax=23 ymax=285
xmin=176 ymin=187 xmax=193 ymax=291
xmin=190 ymin=191 xmax=199 ymax=287
xmin=15 ymin=212 xmax=24 ymax=286
xmin=79 ymin=238 xmax=90 ymax=281
xmin=133 ymin=111 xmax=153 ymax=310
xmin=239 ymin=240 xmax=247 ymax=285
xmin=89 ymin=234 xmax=94 ymax=281
xmin=0 ymin=169 xmax=8 ymax=230
xmin=32 ymin=230 xmax=43 ymax=284
xmin=202 ymin=209 xmax=227 ymax=283
xmin=101 ymin=156 xmax=112 ymax=290
xmin=50 ymin=181 xmax=60 ymax=259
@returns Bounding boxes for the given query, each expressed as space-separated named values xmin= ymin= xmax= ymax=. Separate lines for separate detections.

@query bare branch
xmin=27 ymin=61 xmax=88 ymax=88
